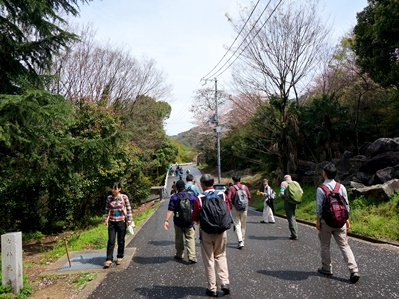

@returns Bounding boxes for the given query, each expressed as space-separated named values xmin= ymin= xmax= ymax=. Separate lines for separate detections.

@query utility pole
xmin=215 ymin=78 xmax=221 ymax=184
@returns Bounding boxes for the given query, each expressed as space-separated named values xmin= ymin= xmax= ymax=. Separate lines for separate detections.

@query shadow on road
xmin=257 ymin=269 xmax=350 ymax=284
xmin=134 ymin=286 xmax=206 ymax=298
xmin=147 ymin=240 xmax=175 ymax=246
xmin=133 ymin=256 xmax=171 ymax=265
xmin=247 ymin=234 xmax=288 ymax=241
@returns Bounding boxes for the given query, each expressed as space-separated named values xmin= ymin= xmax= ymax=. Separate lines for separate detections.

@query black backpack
xmin=199 ymin=191 xmax=231 ymax=234
xmin=176 ymin=193 xmax=193 ymax=226
xmin=233 ymin=185 xmax=249 ymax=211
xmin=320 ymin=183 xmax=349 ymax=228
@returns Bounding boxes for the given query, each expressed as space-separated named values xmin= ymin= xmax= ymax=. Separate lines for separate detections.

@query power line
xmin=200 ymin=0 xmax=262 ymax=81
xmin=202 ymin=0 xmax=284 ymax=81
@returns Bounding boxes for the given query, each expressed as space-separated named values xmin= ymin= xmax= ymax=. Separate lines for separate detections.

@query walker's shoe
xmin=350 ymin=272 xmax=360 ymax=283
xmin=237 ymin=241 xmax=244 ymax=249
xmin=289 ymin=236 xmax=298 ymax=240
xmin=317 ymin=268 xmax=333 ymax=276
xmin=221 ymin=284 xmax=230 ymax=295
xmin=174 ymin=255 xmax=183 ymax=260
xmin=103 ymin=260 xmax=112 ymax=269
xmin=260 ymin=220 xmax=267 ymax=223
xmin=205 ymin=288 xmax=218 ymax=297
xmin=116 ymin=258 xmax=123 ymax=265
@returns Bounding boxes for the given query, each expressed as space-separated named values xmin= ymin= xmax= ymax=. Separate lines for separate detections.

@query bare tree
xmin=230 ymin=0 xmax=331 ymax=174
xmin=45 ymin=24 xmax=171 ymax=105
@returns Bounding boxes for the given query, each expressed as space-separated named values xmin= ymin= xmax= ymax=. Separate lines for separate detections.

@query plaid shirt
xmin=104 ymin=194 xmax=133 ymax=224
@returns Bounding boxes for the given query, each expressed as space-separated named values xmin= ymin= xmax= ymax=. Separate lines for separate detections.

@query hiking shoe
xmin=237 ymin=241 xmax=244 ymax=249
xmin=116 ymin=258 xmax=123 ymax=265
xmin=317 ymin=268 xmax=333 ymax=276
xmin=103 ymin=260 xmax=112 ymax=268
xmin=205 ymin=288 xmax=218 ymax=297
xmin=221 ymin=284 xmax=230 ymax=295
xmin=350 ymin=272 xmax=360 ymax=283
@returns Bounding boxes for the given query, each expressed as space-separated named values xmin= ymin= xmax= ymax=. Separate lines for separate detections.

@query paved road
xmin=88 ymin=165 xmax=399 ymax=298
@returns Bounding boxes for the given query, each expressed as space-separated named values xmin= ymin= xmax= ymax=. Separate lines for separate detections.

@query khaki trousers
xmin=174 ymin=224 xmax=196 ymax=261
xmin=231 ymin=207 xmax=247 ymax=243
xmin=200 ymin=230 xmax=229 ymax=292
xmin=318 ymin=223 xmax=359 ymax=273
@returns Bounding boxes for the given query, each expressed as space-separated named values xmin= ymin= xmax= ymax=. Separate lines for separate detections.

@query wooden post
xmin=1 ymin=232 xmax=23 ymax=294
xmin=64 ymin=238 xmax=71 ymax=268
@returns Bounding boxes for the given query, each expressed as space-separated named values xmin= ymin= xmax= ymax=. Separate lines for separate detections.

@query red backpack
xmin=320 ymin=183 xmax=349 ymax=228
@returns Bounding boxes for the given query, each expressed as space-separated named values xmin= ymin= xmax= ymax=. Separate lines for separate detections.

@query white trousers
xmin=262 ymin=201 xmax=275 ymax=223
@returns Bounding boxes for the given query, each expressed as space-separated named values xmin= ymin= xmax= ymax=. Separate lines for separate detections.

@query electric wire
xmin=202 ymin=0 xmax=284 ymax=81
xmin=200 ymin=0 xmax=262 ymax=82
xmin=202 ymin=0 xmax=274 ymax=81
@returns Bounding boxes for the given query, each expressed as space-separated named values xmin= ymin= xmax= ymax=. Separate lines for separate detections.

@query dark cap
xmin=176 ymin=180 xmax=185 ymax=190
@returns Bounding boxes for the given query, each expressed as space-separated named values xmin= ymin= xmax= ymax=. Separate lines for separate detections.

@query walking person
xmin=259 ymin=178 xmax=276 ymax=224
xmin=103 ymin=182 xmax=133 ymax=268
xmin=228 ymin=175 xmax=251 ymax=249
xmin=279 ymin=174 xmax=303 ymax=240
xmin=164 ymin=180 xmax=197 ymax=263
xmin=316 ymin=163 xmax=360 ymax=283
xmin=185 ymin=173 xmax=200 ymax=197
xmin=170 ymin=181 xmax=177 ymax=195
xmin=192 ymin=174 xmax=231 ymax=297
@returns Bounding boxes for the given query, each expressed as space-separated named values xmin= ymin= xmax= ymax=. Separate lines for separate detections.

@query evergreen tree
xmin=0 ymin=0 xmax=91 ymax=94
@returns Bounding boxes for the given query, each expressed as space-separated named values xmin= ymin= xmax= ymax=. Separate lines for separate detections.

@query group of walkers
xmin=101 ymin=163 xmax=360 ymax=297
xmin=163 ymin=164 xmax=360 ymax=297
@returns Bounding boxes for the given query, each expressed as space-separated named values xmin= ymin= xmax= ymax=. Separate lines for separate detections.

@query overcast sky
xmin=74 ymin=0 xmax=368 ymax=136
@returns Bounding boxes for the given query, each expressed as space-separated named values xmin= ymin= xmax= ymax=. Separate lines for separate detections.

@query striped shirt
xmin=104 ymin=194 xmax=133 ymax=224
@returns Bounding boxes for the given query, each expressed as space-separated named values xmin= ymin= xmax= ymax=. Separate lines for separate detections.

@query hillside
xmin=169 ymin=126 xmax=201 ymax=148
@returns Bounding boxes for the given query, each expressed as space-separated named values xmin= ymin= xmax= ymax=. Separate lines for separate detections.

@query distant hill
xmin=169 ymin=126 xmax=201 ymax=148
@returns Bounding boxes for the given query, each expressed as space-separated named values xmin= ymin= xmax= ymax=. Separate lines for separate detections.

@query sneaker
xmin=317 ymin=268 xmax=333 ymax=276
xmin=189 ymin=259 xmax=197 ymax=264
xmin=350 ymin=272 xmax=360 ymax=283
xmin=237 ymin=241 xmax=244 ymax=249
xmin=289 ymin=236 xmax=298 ymax=240
xmin=269 ymin=222 xmax=276 ymax=224
xmin=221 ymin=284 xmax=230 ymax=295
xmin=205 ymin=288 xmax=218 ymax=297
xmin=103 ymin=260 xmax=112 ymax=268
xmin=260 ymin=220 xmax=267 ymax=223
xmin=116 ymin=258 xmax=123 ymax=265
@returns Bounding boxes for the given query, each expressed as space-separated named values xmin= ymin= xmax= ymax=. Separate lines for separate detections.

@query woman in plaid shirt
xmin=103 ymin=182 xmax=133 ymax=268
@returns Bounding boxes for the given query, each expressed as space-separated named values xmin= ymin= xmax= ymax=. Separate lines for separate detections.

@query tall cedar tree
xmin=0 ymin=0 xmax=91 ymax=94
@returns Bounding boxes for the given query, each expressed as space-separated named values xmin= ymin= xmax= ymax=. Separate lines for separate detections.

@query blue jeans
xmin=106 ymin=221 xmax=126 ymax=261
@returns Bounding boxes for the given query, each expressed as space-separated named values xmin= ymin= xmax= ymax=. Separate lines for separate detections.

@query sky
xmin=74 ymin=0 xmax=368 ymax=136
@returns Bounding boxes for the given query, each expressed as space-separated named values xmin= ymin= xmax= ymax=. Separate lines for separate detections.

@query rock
xmin=359 ymin=151 xmax=399 ymax=174
xmin=375 ymin=167 xmax=395 ymax=184
xmin=356 ymin=171 xmax=373 ymax=185
xmin=350 ymin=179 xmax=399 ymax=201
xmin=365 ymin=138 xmax=399 ymax=158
